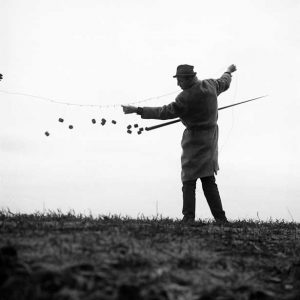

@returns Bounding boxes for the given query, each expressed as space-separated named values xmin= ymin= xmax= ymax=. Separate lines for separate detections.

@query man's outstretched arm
xmin=213 ymin=64 xmax=237 ymax=96
xmin=122 ymin=98 xmax=186 ymax=120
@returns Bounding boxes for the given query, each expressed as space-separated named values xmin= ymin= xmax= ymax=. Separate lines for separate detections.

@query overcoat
xmin=140 ymin=72 xmax=232 ymax=182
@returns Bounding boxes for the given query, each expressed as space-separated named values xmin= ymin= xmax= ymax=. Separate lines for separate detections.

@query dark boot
xmin=182 ymin=179 xmax=197 ymax=220
xmin=200 ymin=176 xmax=227 ymax=222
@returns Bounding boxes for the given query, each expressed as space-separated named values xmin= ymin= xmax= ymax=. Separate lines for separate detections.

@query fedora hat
xmin=173 ymin=64 xmax=197 ymax=78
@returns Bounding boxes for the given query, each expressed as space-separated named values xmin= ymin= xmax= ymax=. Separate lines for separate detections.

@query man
xmin=122 ymin=64 xmax=237 ymax=223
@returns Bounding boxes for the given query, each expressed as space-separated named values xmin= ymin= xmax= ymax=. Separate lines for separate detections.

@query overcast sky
xmin=1 ymin=0 xmax=299 ymax=221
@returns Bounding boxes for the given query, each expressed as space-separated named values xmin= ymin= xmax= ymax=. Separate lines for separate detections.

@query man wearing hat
xmin=122 ymin=64 xmax=237 ymax=223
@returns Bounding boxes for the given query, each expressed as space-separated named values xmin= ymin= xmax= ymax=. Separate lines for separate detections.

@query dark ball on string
xmin=69 ymin=125 xmax=73 ymax=129
xmin=134 ymin=124 xmax=139 ymax=128
xmin=58 ymin=118 xmax=64 ymax=122
xmin=127 ymin=125 xmax=132 ymax=129
xmin=139 ymin=127 xmax=144 ymax=131
xmin=112 ymin=120 xmax=117 ymax=124
xmin=138 ymin=131 xmax=141 ymax=135
xmin=45 ymin=131 xmax=50 ymax=136
xmin=92 ymin=119 xmax=96 ymax=124
xmin=127 ymin=130 xmax=132 ymax=134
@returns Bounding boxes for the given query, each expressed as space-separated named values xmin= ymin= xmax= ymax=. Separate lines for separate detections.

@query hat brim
xmin=173 ymin=72 xmax=197 ymax=78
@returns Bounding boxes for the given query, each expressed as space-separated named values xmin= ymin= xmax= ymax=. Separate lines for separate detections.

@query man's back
xmin=177 ymin=79 xmax=219 ymax=129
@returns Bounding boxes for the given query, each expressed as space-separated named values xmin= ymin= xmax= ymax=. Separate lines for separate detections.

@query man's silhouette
xmin=122 ymin=64 xmax=237 ymax=223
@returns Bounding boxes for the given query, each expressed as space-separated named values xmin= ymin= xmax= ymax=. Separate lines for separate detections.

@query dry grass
xmin=0 ymin=210 xmax=300 ymax=300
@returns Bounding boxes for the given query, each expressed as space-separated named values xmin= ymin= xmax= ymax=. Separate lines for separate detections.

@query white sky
xmin=1 ymin=0 xmax=300 ymax=221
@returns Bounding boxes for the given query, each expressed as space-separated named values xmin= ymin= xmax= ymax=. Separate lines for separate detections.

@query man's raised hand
xmin=226 ymin=64 xmax=237 ymax=74
xmin=122 ymin=105 xmax=138 ymax=114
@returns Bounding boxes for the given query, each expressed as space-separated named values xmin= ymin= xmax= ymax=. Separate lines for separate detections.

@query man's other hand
xmin=226 ymin=64 xmax=237 ymax=73
xmin=122 ymin=105 xmax=138 ymax=114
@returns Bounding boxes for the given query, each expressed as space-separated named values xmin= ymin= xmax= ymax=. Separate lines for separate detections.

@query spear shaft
xmin=144 ymin=95 xmax=267 ymax=131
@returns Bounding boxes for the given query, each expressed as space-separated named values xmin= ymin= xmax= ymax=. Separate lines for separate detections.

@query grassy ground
xmin=0 ymin=211 xmax=300 ymax=300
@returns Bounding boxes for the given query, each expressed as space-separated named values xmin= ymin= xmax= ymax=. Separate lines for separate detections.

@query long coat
xmin=140 ymin=73 xmax=232 ymax=182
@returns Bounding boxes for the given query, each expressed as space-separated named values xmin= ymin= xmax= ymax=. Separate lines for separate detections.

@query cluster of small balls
xmin=44 ymin=117 xmax=118 ymax=136
xmin=91 ymin=118 xmax=117 ymax=126
xmin=127 ymin=124 xmax=144 ymax=135
xmin=44 ymin=118 xmax=73 ymax=135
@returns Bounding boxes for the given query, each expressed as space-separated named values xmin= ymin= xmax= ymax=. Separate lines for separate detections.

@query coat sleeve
xmin=207 ymin=72 xmax=232 ymax=96
xmin=140 ymin=94 xmax=187 ymax=120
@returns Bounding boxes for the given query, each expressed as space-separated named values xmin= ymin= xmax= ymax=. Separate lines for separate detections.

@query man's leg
xmin=182 ymin=179 xmax=197 ymax=220
xmin=200 ymin=175 xmax=228 ymax=222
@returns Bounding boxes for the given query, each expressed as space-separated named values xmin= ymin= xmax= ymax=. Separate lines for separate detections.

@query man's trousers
xmin=182 ymin=175 xmax=227 ymax=221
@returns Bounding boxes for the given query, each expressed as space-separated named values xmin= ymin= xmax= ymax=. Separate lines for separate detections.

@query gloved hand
xmin=226 ymin=64 xmax=237 ymax=74
xmin=122 ymin=105 xmax=138 ymax=114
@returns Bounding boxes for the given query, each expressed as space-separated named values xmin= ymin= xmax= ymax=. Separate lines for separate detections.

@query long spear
xmin=145 ymin=95 xmax=267 ymax=131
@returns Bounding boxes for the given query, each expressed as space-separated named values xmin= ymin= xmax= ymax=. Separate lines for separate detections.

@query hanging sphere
xmin=139 ymin=127 xmax=144 ymax=131
xmin=69 ymin=125 xmax=73 ymax=129
xmin=92 ymin=119 xmax=96 ymax=124
xmin=127 ymin=130 xmax=132 ymax=134
xmin=134 ymin=124 xmax=139 ymax=128
xmin=112 ymin=120 xmax=117 ymax=124
xmin=45 ymin=131 xmax=50 ymax=136
xmin=138 ymin=131 xmax=141 ymax=135
xmin=58 ymin=118 xmax=64 ymax=122
xmin=127 ymin=125 xmax=132 ymax=129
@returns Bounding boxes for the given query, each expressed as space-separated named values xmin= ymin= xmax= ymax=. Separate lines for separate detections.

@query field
xmin=0 ymin=211 xmax=300 ymax=300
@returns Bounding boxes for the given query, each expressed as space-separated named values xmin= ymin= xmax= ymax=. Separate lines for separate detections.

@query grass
xmin=0 ymin=209 xmax=300 ymax=300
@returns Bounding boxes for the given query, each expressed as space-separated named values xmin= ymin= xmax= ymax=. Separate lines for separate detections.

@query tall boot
xmin=200 ymin=175 xmax=227 ymax=222
xmin=182 ymin=179 xmax=197 ymax=220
